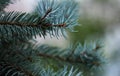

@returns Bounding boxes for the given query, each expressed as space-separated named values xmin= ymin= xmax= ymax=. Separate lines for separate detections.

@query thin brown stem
xmin=0 ymin=21 xmax=66 ymax=27
xmin=41 ymin=8 xmax=52 ymax=21
xmin=0 ymin=21 xmax=36 ymax=27
xmin=37 ymin=53 xmax=83 ymax=64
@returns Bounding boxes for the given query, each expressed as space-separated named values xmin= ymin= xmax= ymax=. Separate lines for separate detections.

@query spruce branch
xmin=0 ymin=40 xmax=104 ymax=68
xmin=35 ymin=44 xmax=103 ymax=67
xmin=0 ymin=12 xmax=66 ymax=41
xmin=0 ymin=0 xmax=79 ymax=41
xmin=0 ymin=61 xmax=82 ymax=76
xmin=0 ymin=61 xmax=33 ymax=76
xmin=0 ymin=12 xmax=65 ymax=27
xmin=0 ymin=38 xmax=104 ymax=76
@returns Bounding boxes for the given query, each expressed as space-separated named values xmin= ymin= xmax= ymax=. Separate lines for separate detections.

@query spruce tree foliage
xmin=0 ymin=0 xmax=11 ymax=11
xmin=0 ymin=0 xmax=105 ymax=76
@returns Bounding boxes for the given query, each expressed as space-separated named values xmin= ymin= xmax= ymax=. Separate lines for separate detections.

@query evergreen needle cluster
xmin=0 ymin=0 xmax=105 ymax=76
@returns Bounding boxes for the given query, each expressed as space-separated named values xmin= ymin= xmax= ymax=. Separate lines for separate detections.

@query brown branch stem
xmin=41 ymin=8 xmax=52 ymax=21
xmin=37 ymin=53 xmax=83 ymax=64
xmin=0 ymin=21 xmax=66 ymax=27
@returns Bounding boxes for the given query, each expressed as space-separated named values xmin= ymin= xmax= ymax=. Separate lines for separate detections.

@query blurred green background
xmin=68 ymin=16 xmax=107 ymax=44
